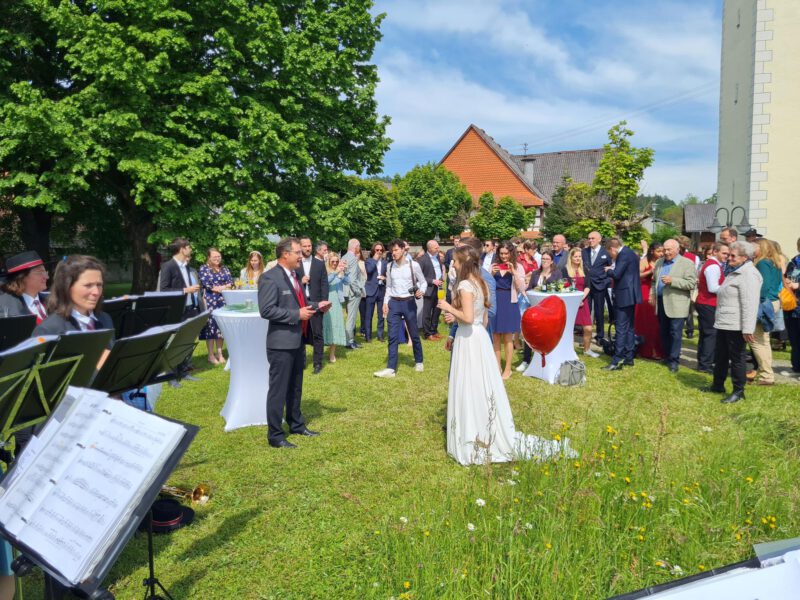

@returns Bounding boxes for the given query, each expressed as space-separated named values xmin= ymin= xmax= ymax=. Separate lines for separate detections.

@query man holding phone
xmin=259 ymin=237 xmax=321 ymax=448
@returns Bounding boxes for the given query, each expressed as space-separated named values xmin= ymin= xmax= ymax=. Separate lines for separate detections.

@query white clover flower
xmin=507 ymin=479 xmax=518 ymax=486
xmin=399 ymin=516 xmax=408 ymax=524
xmin=671 ymin=565 xmax=684 ymax=575
xmin=524 ymin=522 xmax=533 ymax=530
xmin=511 ymin=469 xmax=520 ymax=477
xmin=467 ymin=522 xmax=476 ymax=531
xmin=701 ymin=426 xmax=713 ymax=433
xmin=475 ymin=498 xmax=486 ymax=507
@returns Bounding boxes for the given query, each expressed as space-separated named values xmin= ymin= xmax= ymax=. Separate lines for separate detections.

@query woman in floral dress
xmin=199 ymin=248 xmax=233 ymax=364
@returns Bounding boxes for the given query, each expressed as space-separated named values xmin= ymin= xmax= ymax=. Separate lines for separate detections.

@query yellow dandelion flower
xmin=545 ymin=542 xmax=553 ymax=550
xmin=374 ymin=530 xmax=381 ymax=535
xmin=655 ymin=560 xmax=666 ymax=568
xmin=745 ymin=476 xmax=754 ymax=484
xmin=514 ymin=497 xmax=520 ymax=504
xmin=404 ymin=581 xmax=411 ymax=589
xmin=634 ymin=432 xmax=641 ymax=437
xmin=735 ymin=532 xmax=742 ymax=540
xmin=682 ymin=498 xmax=690 ymax=505
xmin=761 ymin=517 xmax=768 ymax=525
xmin=423 ymin=530 xmax=430 ymax=537
xmin=553 ymin=434 xmax=561 ymax=442
xmin=769 ymin=515 xmax=777 ymax=523
xmin=610 ymin=472 xmax=617 ymax=479
xmin=536 ymin=491 xmax=543 ymax=497
xmin=573 ymin=461 xmax=581 ymax=469
xmin=770 ymin=523 xmax=776 ymax=529
xmin=606 ymin=425 xmax=616 ymax=434
xmin=699 ymin=564 xmax=706 ymax=571
xmin=744 ymin=519 xmax=753 ymax=526
xmin=637 ymin=535 xmax=645 ymax=542
xmin=624 ymin=476 xmax=631 ymax=484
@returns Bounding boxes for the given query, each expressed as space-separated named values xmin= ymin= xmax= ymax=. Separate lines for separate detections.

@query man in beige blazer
xmin=649 ymin=239 xmax=697 ymax=372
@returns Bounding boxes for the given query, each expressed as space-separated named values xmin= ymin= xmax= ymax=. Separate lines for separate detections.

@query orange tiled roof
xmin=440 ymin=125 xmax=544 ymax=208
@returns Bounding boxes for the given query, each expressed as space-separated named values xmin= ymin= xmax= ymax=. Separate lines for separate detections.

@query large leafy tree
xmin=469 ymin=192 xmax=528 ymax=241
xmin=395 ymin=163 xmax=472 ymax=244
xmin=1 ymin=0 xmax=389 ymax=291
xmin=311 ymin=176 xmax=401 ymax=252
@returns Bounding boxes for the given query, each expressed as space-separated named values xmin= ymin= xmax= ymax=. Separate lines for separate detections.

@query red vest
xmin=696 ymin=259 xmax=724 ymax=306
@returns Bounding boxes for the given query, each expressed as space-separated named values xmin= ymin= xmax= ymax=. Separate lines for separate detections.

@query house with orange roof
xmin=440 ymin=124 xmax=604 ymax=238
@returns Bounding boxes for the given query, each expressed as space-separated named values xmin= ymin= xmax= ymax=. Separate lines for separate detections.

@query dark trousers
xmin=359 ymin=297 xmax=367 ymax=336
xmin=612 ymin=304 xmax=635 ymax=365
xmin=685 ymin=301 xmax=695 ymax=335
xmin=364 ymin=287 xmax=386 ymax=341
xmin=178 ymin=305 xmax=201 ymax=375
xmin=696 ymin=303 xmax=717 ymax=371
xmin=422 ymin=290 xmax=441 ymax=337
xmin=713 ymin=328 xmax=747 ymax=393
xmin=786 ymin=314 xmax=800 ymax=372
xmin=266 ymin=346 xmax=306 ymax=442
xmin=657 ymin=295 xmax=685 ymax=367
xmin=387 ymin=298 xmax=423 ymax=371
xmin=589 ymin=288 xmax=609 ymax=338
xmin=309 ymin=311 xmax=324 ymax=369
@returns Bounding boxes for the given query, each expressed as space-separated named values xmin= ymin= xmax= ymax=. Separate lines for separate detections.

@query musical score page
xmin=0 ymin=387 xmax=186 ymax=585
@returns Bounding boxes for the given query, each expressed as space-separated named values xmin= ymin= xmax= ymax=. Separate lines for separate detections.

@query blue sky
xmin=372 ymin=0 xmax=723 ymax=202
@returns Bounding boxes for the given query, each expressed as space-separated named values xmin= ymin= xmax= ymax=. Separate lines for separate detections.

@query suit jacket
xmin=651 ymin=255 xmax=697 ymax=318
xmin=527 ymin=268 xmax=568 ymax=290
xmin=553 ymin=250 xmax=569 ymax=270
xmin=416 ymin=252 xmax=443 ymax=298
xmin=444 ymin=248 xmax=455 ymax=272
xmin=33 ymin=312 xmax=114 ymax=337
xmin=364 ymin=257 xmax=387 ymax=297
xmin=581 ymin=246 xmax=612 ymax=291
xmin=296 ymin=257 xmax=328 ymax=303
xmin=0 ymin=292 xmax=47 ymax=317
xmin=341 ymin=251 xmax=365 ymax=298
xmin=607 ymin=246 xmax=642 ymax=308
xmin=258 ymin=265 xmax=304 ymax=350
xmin=159 ymin=258 xmax=199 ymax=306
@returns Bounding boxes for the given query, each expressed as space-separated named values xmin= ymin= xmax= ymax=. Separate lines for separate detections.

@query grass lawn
xmin=18 ymin=327 xmax=800 ymax=599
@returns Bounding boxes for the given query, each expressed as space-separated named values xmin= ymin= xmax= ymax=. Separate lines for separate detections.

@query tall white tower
xmin=717 ymin=0 xmax=800 ymax=252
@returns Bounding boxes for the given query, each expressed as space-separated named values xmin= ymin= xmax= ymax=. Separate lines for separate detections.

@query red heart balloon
xmin=521 ymin=295 xmax=567 ymax=367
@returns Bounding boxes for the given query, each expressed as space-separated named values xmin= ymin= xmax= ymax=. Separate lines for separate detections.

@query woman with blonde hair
xmin=323 ymin=252 xmax=349 ymax=362
xmin=240 ymin=251 xmax=265 ymax=288
xmin=750 ymin=238 xmax=782 ymax=385
xmin=566 ymin=247 xmax=598 ymax=357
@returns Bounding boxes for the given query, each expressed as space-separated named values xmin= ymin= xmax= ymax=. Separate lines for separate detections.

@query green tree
xmin=311 ymin=176 xmax=401 ymax=251
xmin=395 ymin=163 xmax=472 ymax=244
xmin=541 ymin=176 xmax=578 ymax=239
xmin=1 ymin=1 xmax=390 ymax=291
xmin=469 ymin=192 xmax=528 ymax=240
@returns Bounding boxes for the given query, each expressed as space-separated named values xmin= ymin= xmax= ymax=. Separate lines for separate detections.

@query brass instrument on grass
xmin=161 ymin=483 xmax=210 ymax=505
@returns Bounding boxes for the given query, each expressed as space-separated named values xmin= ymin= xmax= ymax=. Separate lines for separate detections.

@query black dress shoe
xmin=602 ymin=363 xmax=624 ymax=371
xmin=668 ymin=363 xmax=679 ymax=373
xmin=269 ymin=439 xmax=297 ymax=448
xmin=701 ymin=386 xmax=726 ymax=394
xmin=313 ymin=365 xmax=323 ymax=375
xmin=697 ymin=368 xmax=713 ymax=374
xmin=721 ymin=391 xmax=745 ymax=404
xmin=292 ymin=428 xmax=320 ymax=437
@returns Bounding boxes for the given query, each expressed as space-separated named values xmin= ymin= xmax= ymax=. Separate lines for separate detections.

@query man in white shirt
xmin=481 ymin=240 xmax=495 ymax=272
xmin=695 ymin=242 xmax=729 ymax=373
xmin=374 ymin=239 xmax=427 ymax=378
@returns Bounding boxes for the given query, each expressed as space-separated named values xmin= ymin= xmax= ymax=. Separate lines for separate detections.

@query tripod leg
xmin=142 ymin=510 xmax=174 ymax=600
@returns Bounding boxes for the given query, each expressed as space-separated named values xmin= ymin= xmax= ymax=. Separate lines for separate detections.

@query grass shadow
xmin=301 ymin=397 xmax=347 ymax=421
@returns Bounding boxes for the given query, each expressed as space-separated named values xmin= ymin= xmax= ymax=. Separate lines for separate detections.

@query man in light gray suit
xmin=341 ymin=238 xmax=365 ymax=349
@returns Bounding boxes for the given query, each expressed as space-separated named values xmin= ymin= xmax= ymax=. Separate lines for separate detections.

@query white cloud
xmin=640 ymin=159 xmax=718 ymax=201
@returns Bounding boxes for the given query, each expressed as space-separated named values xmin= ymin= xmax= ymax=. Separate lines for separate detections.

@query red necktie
xmin=291 ymin=272 xmax=308 ymax=336
xmin=32 ymin=299 xmax=46 ymax=324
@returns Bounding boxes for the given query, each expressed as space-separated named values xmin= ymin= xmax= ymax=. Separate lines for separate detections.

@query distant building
xmin=440 ymin=124 xmax=603 ymax=238
xmin=717 ymin=0 xmax=799 ymax=252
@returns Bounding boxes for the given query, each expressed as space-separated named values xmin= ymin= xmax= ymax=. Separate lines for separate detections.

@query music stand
xmin=48 ymin=329 xmax=114 ymax=387
xmin=150 ymin=311 xmax=210 ymax=383
xmin=0 ymin=387 xmax=198 ymax=599
xmin=104 ymin=294 xmax=185 ymax=339
xmin=0 ymin=314 xmax=37 ymax=352
xmin=90 ymin=330 xmax=174 ymax=395
xmin=102 ymin=297 xmax=134 ymax=339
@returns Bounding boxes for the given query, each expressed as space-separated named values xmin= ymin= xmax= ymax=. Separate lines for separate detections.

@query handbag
xmin=779 ymin=286 xmax=797 ymax=312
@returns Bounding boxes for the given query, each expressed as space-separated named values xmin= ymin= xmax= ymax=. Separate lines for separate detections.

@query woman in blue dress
xmin=492 ymin=241 xmax=527 ymax=379
xmin=323 ymin=252 xmax=349 ymax=362
xmin=199 ymin=248 xmax=233 ymax=365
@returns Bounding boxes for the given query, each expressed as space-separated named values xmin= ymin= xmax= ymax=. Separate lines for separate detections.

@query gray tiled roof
xmin=683 ymin=203 xmax=716 ymax=232
xmin=512 ymin=148 xmax=605 ymax=205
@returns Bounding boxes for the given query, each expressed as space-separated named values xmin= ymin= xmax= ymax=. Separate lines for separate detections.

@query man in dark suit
xmin=158 ymin=238 xmax=201 ymax=384
xmin=602 ymin=238 xmax=642 ymax=371
xmin=443 ymin=237 xmax=460 ymax=303
xmin=296 ymin=237 xmax=329 ymax=374
xmin=259 ymin=237 xmax=319 ymax=448
xmin=417 ymin=239 xmax=444 ymax=340
xmin=581 ymin=231 xmax=613 ymax=341
xmin=364 ymin=242 xmax=387 ymax=342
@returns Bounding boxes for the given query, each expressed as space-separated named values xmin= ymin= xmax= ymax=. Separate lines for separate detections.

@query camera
xmin=408 ymin=285 xmax=419 ymax=295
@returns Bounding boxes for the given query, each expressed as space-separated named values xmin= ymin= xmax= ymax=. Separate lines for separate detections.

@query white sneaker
xmin=780 ymin=370 xmax=798 ymax=378
xmin=374 ymin=368 xmax=396 ymax=378
xmin=516 ymin=361 xmax=529 ymax=372
xmin=415 ymin=363 xmax=424 ymax=372
xmin=584 ymin=349 xmax=600 ymax=358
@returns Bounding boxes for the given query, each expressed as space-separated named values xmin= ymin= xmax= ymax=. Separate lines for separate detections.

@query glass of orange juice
xmin=437 ymin=288 xmax=445 ymax=300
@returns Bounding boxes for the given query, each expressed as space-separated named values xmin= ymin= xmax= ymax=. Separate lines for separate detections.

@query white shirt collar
xmin=281 ymin=265 xmax=296 ymax=281
xmin=70 ymin=309 xmax=97 ymax=330
xmin=22 ymin=293 xmax=41 ymax=311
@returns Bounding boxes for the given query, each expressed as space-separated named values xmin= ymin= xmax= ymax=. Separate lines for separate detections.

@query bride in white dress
xmin=438 ymin=247 xmax=577 ymax=466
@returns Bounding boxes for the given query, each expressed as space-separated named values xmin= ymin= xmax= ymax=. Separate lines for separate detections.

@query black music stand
xmin=47 ymin=329 xmax=114 ymax=388
xmin=102 ymin=297 xmax=134 ymax=338
xmin=90 ymin=329 xmax=174 ymax=395
xmin=149 ymin=311 xmax=210 ymax=384
xmin=0 ymin=314 xmax=37 ymax=352
xmin=104 ymin=294 xmax=185 ymax=339
xmin=0 ymin=388 xmax=198 ymax=600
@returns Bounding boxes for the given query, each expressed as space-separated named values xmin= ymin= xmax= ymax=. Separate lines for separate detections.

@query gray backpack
xmin=556 ymin=360 xmax=586 ymax=386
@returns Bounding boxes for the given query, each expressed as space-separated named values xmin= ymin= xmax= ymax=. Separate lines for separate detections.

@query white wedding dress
xmin=446 ymin=279 xmax=577 ymax=466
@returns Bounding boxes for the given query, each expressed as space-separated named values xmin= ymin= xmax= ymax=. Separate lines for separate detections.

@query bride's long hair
xmin=452 ymin=246 xmax=490 ymax=310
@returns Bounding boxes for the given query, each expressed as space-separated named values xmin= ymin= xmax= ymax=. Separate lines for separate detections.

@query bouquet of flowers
xmin=538 ymin=279 xmax=576 ymax=293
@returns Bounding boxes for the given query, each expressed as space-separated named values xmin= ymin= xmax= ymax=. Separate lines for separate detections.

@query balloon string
xmin=541 ymin=354 xmax=546 ymax=368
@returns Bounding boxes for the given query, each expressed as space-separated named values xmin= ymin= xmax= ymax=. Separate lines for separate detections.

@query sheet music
xmin=0 ymin=386 xmax=186 ymax=585
xmin=0 ymin=335 xmax=58 ymax=358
